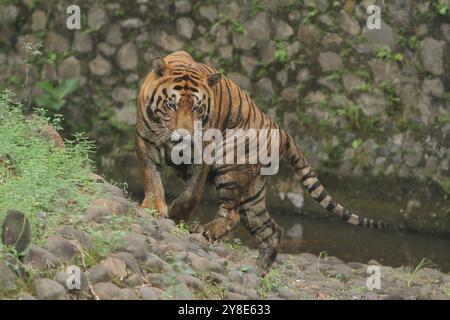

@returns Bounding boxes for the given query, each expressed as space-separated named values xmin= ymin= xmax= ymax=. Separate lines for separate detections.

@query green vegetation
xmin=274 ymin=40 xmax=288 ymax=64
xmin=375 ymin=46 xmax=404 ymax=63
xmin=172 ymin=220 xmax=190 ymax=237
xmin=258 ymin=264 xmax=285 ymax=297
xmin=406 ymin=258 xmax=436 ymax=287
xmin=36 ymin=78 xmax=80 ymax=111
xmin=0 ymin=90 xmax=99 ymax=242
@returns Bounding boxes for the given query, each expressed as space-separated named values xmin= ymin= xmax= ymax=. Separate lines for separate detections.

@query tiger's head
xmin=145 ymin=57 xmax=221 ymax=143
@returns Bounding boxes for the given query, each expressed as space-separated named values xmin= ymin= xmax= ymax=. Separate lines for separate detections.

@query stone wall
xmin=0 ymin=0 xmax=449 ymax=195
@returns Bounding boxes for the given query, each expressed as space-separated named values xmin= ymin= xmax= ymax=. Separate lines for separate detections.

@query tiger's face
xmin=146 ymin=57 xmax=221 ymax=143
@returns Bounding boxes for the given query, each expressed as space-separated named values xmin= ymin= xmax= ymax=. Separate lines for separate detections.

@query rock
xmin=158 ymin=31 xmax=184 ymax=52
xmin=166 ymin=283 xmax=195 ymax=299
xmin=88 ymin=6 xmax=108 ymax=30
xmin=35 ymin=278 xmax=66 ymax=300
xmin=226 ymin=292 xmax=248 ymax=300
xmin=1 ymin=210 xmax=31 ymax=254
xmin=73 ymin=32 xmax=93 ymax=53
xmin=54 ymin=270 xmax=88 ymax=292
xmin=174 ymin=1 xmax=192 ymax=14
xmin=0 ymin=262 xmax=16 ymax=291
xmin=241 ymin=55 xmax=259 ymax=74
xmin=92 ymin=282 xmax=124 ymax=300
xmin=256 ymin=78 xmax=274 ymax=101
xmin=55 ymin=226 xmax=90 ymax=249
xmin=99 ymin=43 xmax=117 ymax=57
xmin=116 ymin=42 xmax=138 ymax=71
xmin=281 ymin=87 xmax=299 ymax=102
xmin=121 ymin=18 xmax=144 ymax=29
xmin=106 ymin=25 xmax=123 ymax=46
xmin=24 ymin=245 xmax=60 ymax=270
xmin=17 ymin=292 xmax=36 ymax=300
xmin=44 ymin=237 xmax=76 ymax=262
xmin=139 ymin=287 xmax=158 ymax=300
xmin=199 ymin=6 xmax=217 ymax=23
xmin=120 ymin=232 xmax=149 ymax=261
xmin=275 ymin=21 xmax=294 ymax=39
xmin=144 ymin=254 xmax=172 ymax=273
xmin=368 ymin=59 xmax=400 ymax=84
xmin=422 ymin=78 xmax=444 ymax=98
xmin=112 ymin=87 xmax=137 ymax=103
xmin=232 ymin=33 xmax=256 ymax=51
xmin=57 ymin=56 xmax=81 ymax=80
xmin=31 ymin=10 xmax=47 ymax=32
xmin=177 ymin=274 xmax=205 ymax=291
xmin=318 ymin=52 xmax=343 ymax=72
xmin=441 ymin=24 xmax=450 ymax=43
xmin=242 ymin=273 xmax=260 ymax=289
xmin=111 ymin=252 xmax=142 ymax=275
xmin=420 ymin=38 xmax=444 ymax=76
xmin=246 ymin=12 xmax=271 ymax=41
xmin=286 ymin=224 xmax=303 ymax=238
xmin=339 ymin=11 xmax=360 ymax=35
xmin=177 ymin=17 xmax=195 ymax=39
xmin=342 ymin=73 xmax=365 ymax=91
xmin=101 ymin=256 xmax=128 ymax=280
xmin=297 ymin=25 xmax=319 ymax=45
xmin=228 ymin=72 xmax=252 ymax=91
xmin=362 ymin=21 xmax=397 ymax=51
xmin=45 ymin=32 xmax=69 ymax=54
xmin=356 ymin=92 xmax=388 ymax=117
xmin=261 ymin=41 xmax=277 ymax=64
xmin=157 ymin=218 xmax=176 ymax=233
xmin=88 ymin=265 xmax=111 ymax=283
xmin=391 ymin=0 xmax=412 ymax=28
xmin=277 ymin=287 xmax=297 ymax=300
xmin=84 ymin=205 xmax=112 ymax=223
xmin=191 ymin=257 xmax=211 ymax=272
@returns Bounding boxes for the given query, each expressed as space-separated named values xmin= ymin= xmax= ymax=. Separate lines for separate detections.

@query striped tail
xmin=285 ymin=135 xmax=386 ymax=229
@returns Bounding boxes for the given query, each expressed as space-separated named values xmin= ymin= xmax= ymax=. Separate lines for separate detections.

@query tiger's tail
xmin=284 ymin=134 xmax=387 ymax=229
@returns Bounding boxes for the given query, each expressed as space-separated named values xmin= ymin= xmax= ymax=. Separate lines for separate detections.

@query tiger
xmin=135 ymin=51 xmax=386 ymax=271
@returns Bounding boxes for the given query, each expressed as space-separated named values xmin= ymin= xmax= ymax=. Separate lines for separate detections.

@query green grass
xmin=258 ymin=264 xmax=285 ymax=297
xmin=0 ymin=90 xmax=100 ymax=243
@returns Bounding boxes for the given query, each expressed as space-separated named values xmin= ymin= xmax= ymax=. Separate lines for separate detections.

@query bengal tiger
xmin=136 ymin=51 xmax=386 ymax=271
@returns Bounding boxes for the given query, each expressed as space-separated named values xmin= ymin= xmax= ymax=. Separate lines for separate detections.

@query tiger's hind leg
xmin=240 ymin=176 xmax=283 ymax=272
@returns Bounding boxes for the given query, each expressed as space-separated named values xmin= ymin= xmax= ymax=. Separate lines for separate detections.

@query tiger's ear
xmin=207 ymin=73 xmax=222 ymax=88
xmin=153 ymin=57 xmax=166 ymax=77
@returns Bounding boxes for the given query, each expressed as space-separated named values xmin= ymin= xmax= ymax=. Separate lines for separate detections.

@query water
xmin=194 ymin=203 xmax=450 ymax=272
xmin=155 ymin=170 xmax=450 ymax=273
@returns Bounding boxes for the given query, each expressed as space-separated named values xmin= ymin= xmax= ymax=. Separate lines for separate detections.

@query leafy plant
xmin=258 ymin=264 xmax=285 ymax=297
xmin=376 ymin=46 xmax=403 ymax=63
xmin=35 ymin=78 xmax=80 ymax=111
xmin=437 ymin=0 xmax=448 ymax=15
xmin=232 ymin=21 xmax=245 ymax=34
xmin=407 ymin=258 xmax=436 ymax=287
xmin=172 ymin=221 xmax=190 ymax=237
xmin=274 ymin=40 xmax=288 ymax=64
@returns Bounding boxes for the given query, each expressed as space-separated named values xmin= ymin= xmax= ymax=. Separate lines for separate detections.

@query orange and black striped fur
xmin=136 ymin=51 xmax=386 ymax=271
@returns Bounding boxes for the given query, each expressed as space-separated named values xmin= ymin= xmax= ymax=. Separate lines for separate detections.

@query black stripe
xmin=341 ymin=209 xmax=350 ymax=221
xmin=240 ymin=182 xmax=266 ymax=206
xmin=301 ymin=171 xmax=314 ymax=182
xmin=307 ymin=181 xmax=321 ymax=193
xmin=216 ymin=181 xmax=242 ymax=191
xmin=250 ymin=218 xmax=272 ymax=235
xmin=358 ymin=216 xmax=365 ymax=226
xmin=316 ymin=190 xmax=327 ymax=203
xmin=326 ymin=199 xmax=337 ymax=212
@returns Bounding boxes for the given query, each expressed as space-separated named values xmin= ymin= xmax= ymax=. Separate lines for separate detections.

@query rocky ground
xmin=1 ymin=178 xmax=449 ymax=300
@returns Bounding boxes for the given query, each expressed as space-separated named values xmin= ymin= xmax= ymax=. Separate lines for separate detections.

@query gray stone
xmin=116 ymin=42 xmax=138 ymax=71
xmin=199 ymin=6 xmax=217 ymax=23
xmin=35 ymin=278 xmax=66 ymax=300
xmin=226 ymin=292 xmax=248 ymax=300
xmin=420 ymin=38 xmax=444 ymax=76
xmin=391 ymin=0 xmax=412 ymax=28
xmin=191 ymin=257 xmax=211 ymax=272
xmin=17 ymin=292 xmax=36 ymax=300
xmin=362 ymin=21 xmax=397 ymax=51
xmin=88 ymin=265 xmax=111 ymax=283
xmin=92 ymin=282 xmax=124 ymax=300
xmin=261 ymin=41 xmax=277 ymax=64
xmin=368 ymin=59 xmax=400 ymax=84
xmin=245 ymin=12 xmax=271 ymax=41
xmin=144 ymin=254 xmax=172 ymax=273
xmin=121 ymin=232 xmax=149 ymax=261
xmin=177 ymin=17 xmax=195 ymax=39
xmin=84 ymin=205 xmax=112 ymax=223
xmin=422 ymin=78 xmax=444 ymax=98
xmin=88 ymin=6 xmax=109 ymax=30
xmin=286 ymin=224 xmax=303 ymax=238
xmin=281 ymin=87 xmax=299 ymax=102
xmin=1 ymin=5 xmax=19 ymax=24
xmin=297 ymin=25 xmax=319 ymax=45
xmin=44 ymin=237 xmax=75 ymax=262
xmin=99 ymin=43 xmax=117 ymax=57
xmin=241 ymin=55 xmax=259 ymax=74
xmin=157 ymin=218 xmax=176 ymax=233
xmin=441 ymin=24 xmax=450 ymax=43
xmin=31 ymin=10 xmax=47 ymax=32
xmin=174 ymin=1 xmax=192 ymax=14
xmin=278 ymin=287 xmax=298 ymax=300
xmin=158 ymin=31 xmax=184 ymax=52
xmin=242 ymin=273 xmax=260 ymax=289
xmin=112 ymin=252 xmax=142 ymax=276
xmin=232 ymin=33 xmax=256 ymax=51
xmin=318 ymin=52 xmax=342 ymax=72
xmin=339 ymin=11 xmax=360 ymax=35
xmin=0 ymin=262 xmax=16 ymax=291
xmin=57 ymin=56 xmax=81 ymax=80
xmin=24 ymin=245 xmax=61 ymax=270
xmin=177 ymin=274 xmax=204 ymax=291
xmin=45 ymin=32 xmax=69 ymax=54
xmin=1 ymin=210 xmax=31 ymax=254
xmin=120 ymin=18 xmax=144 ymax=29
xmin=342 ymin=73 xmax=365 ymax=91
xmin=166 ymin=283 xmax=194 ymax=300
xmin=275 ymin=21 xmax=294 ymax=39
xmin=356 ymin=92 xmax=387 ymax=117
xmin=229 ymin=73 xmax=251 ymax=91
xmin=73 ymin=32 xmax=93 ymax=53
xmin=112 ymin=87 xmax=137 ymax=103
xmin=89 ymin=55 xmax=112 ymax=76
xmin=256 ymin=78 xmax=274 ymax=101
xmin=139 ymin=287 xmax=158 ymax=300
xmin=106 ymin=25 xmax=123 ymax=46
